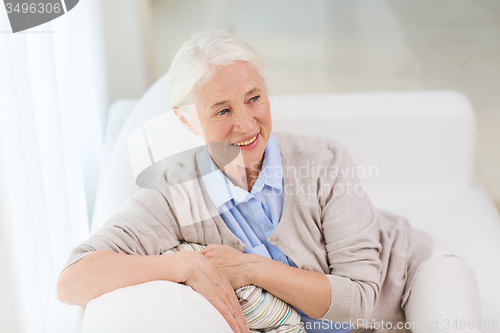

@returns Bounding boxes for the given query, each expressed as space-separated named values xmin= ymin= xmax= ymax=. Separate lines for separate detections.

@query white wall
xmin=100 ymin=0 xmax=154 ymax=105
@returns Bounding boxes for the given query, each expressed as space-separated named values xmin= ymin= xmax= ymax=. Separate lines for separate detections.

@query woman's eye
xmin=250 ymin=95 xmax=260 ymax=103
xmin=217 ymin=109 xmax=230 ymax=116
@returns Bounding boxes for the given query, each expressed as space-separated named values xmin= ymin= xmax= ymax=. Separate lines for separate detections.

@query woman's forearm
xmin=248 ymin=254 xmax=331 ymax=319
xmin=57 ymin=250 xmax=192 ymax=306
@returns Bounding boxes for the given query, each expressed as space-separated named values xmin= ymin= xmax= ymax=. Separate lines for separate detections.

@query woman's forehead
xmin=212 ymin=63 xmax=262 ymax=89
xmin=197 ymin=63 xmax=264 ymax=104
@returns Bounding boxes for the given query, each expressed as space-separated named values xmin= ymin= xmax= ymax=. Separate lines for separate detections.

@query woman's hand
xmin=199 ymin=244 xmax=254 ymax=290
xmin=177 ymin=251 xmax=249 ymax=333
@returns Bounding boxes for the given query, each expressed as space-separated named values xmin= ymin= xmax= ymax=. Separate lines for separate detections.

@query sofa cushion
xmin=373 ymin=187 xmax=500 ymax=321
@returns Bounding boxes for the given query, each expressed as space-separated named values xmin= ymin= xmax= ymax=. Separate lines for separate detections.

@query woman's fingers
xmin=199 ymin=243 xmax=221 ymax=255
xmin=182 ymin=252 xmax=248 ymax=332
xmin=210 ymin=297 xmax=243 ymax=333
xmin=199 ymin=244 xmax=251 ymax=289
xmin=232 ymin=296 xmax=249 ymax=332
xmin=225 ymin=284 xmax=248 ymax=333
xmin=204 ymin=280 xmax=248 ymax=333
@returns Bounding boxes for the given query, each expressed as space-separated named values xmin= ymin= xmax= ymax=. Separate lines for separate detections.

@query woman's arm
xmin=58 ymin=188 xmax=185 ymax=306
xmin=57 ymin=187 xmax=249 ymax=333
xmin=249 ymin=254 xmax=331 ymax=319
xmin=57 ymin=250 xmax=187 ymax=306
xmin=57 ymin=250 xmax=249 ymax=333
xmin=200 ymin=244 xmax=331 ymax=320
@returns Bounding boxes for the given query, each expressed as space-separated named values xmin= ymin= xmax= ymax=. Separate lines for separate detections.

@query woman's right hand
xmin=177 ymin=251 xmax=249 ymax=333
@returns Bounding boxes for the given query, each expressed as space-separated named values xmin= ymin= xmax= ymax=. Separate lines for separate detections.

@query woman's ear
xmin=173 ymin=107 xmax=199 ymax=136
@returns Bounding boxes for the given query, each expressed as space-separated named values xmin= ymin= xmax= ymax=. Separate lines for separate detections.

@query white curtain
xmin=0 ymin=1 xmax=107 ymax=332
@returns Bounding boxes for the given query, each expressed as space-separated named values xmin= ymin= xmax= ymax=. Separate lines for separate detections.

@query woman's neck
xmin=222 ymin=163 xmax=261 ymax=192
xmin=211 ymin=149 xmax=265 ymax=193
xmin=214 ymin=155 xmax=263 ymax=193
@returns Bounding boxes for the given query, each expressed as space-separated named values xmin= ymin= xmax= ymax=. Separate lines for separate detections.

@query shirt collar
xmin=258 ymin=133 xmax=283 ymax=190
xmin=200 ymin=133 xmax=283 ymax=209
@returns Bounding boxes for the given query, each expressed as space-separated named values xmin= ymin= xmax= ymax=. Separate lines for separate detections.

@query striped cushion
xmin=163 ymin=242 xmax=305 ymax=333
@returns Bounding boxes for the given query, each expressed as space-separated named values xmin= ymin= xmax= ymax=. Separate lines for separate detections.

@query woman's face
xmin=181 ymin=61 xmax=272 ymax=170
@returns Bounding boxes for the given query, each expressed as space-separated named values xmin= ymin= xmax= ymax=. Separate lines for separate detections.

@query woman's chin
xmin=243 ymin=137 xmax=267 ymax=167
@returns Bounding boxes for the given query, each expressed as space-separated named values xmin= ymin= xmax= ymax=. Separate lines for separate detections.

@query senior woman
xmin=57 ymin=32 xmax=482 ymax=333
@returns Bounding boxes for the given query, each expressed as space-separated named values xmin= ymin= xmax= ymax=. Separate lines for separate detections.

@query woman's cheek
xmin=206 ymin=122 xmax=231 ymax=142
xmin=255 ymin=105 xmax=271 ymax=123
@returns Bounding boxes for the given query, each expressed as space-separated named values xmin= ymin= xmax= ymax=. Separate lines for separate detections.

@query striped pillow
xmin=163 ymin=242 xmax=305 ymax=333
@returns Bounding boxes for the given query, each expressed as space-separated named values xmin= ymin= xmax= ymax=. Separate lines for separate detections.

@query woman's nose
xmin=233 ymin=108 xmax=255 ymax=132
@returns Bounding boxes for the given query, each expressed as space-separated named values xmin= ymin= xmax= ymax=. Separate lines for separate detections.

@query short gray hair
xmin=168 ymin=31 xmax=266 ymax=115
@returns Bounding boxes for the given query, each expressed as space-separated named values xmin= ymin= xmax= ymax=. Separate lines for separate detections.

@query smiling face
xmin=176 ymin=61 xmax=272 ymax=174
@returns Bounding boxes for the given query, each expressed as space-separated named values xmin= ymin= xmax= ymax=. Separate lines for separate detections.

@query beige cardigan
xmin=64 ymin=132 xmax=434 ymax=331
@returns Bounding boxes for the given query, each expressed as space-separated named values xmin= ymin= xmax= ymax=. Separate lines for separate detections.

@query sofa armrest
xmin=80 ymin=281 xmax=232 ymax=333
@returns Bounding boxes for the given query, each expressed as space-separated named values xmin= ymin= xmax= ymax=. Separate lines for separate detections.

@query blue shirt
xmin=200 ymin=134 xmax=292 ymax=264
xmin=199 ymin=134 xmax=352 ymax=333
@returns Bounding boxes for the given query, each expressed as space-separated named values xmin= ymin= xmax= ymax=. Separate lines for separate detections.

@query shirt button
xmin=270 ymin=236 xmax=278 ymax=242
xmin=264 ymin=224 xmax=271 ymax=230
xmin=280 ymin=259 xmax=285 ymax=263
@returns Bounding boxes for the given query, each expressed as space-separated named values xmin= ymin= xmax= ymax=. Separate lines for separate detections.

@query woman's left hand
xmin=200 ymin=244 xmax=255 ymax=290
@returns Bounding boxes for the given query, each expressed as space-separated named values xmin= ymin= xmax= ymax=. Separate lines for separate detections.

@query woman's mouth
xmin=231 ymin=133 xmax=260 ymax=150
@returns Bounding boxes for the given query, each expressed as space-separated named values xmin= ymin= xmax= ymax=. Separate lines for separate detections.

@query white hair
xmin=168 ymin=31 xmax=267 ymax=115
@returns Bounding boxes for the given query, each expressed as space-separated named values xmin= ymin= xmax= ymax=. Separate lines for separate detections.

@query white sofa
xmin=79 ymin=73 xmax=500 ymax=332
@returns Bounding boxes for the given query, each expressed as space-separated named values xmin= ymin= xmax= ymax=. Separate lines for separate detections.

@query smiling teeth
xmin=233 ymin=134 xmax=258 ymax=146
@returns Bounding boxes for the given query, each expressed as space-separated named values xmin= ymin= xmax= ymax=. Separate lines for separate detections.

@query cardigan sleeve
xmin=61 ymin=188 xmax=182 ymax=275
xmin=318 ymin=140 xmax=383 ymax=322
